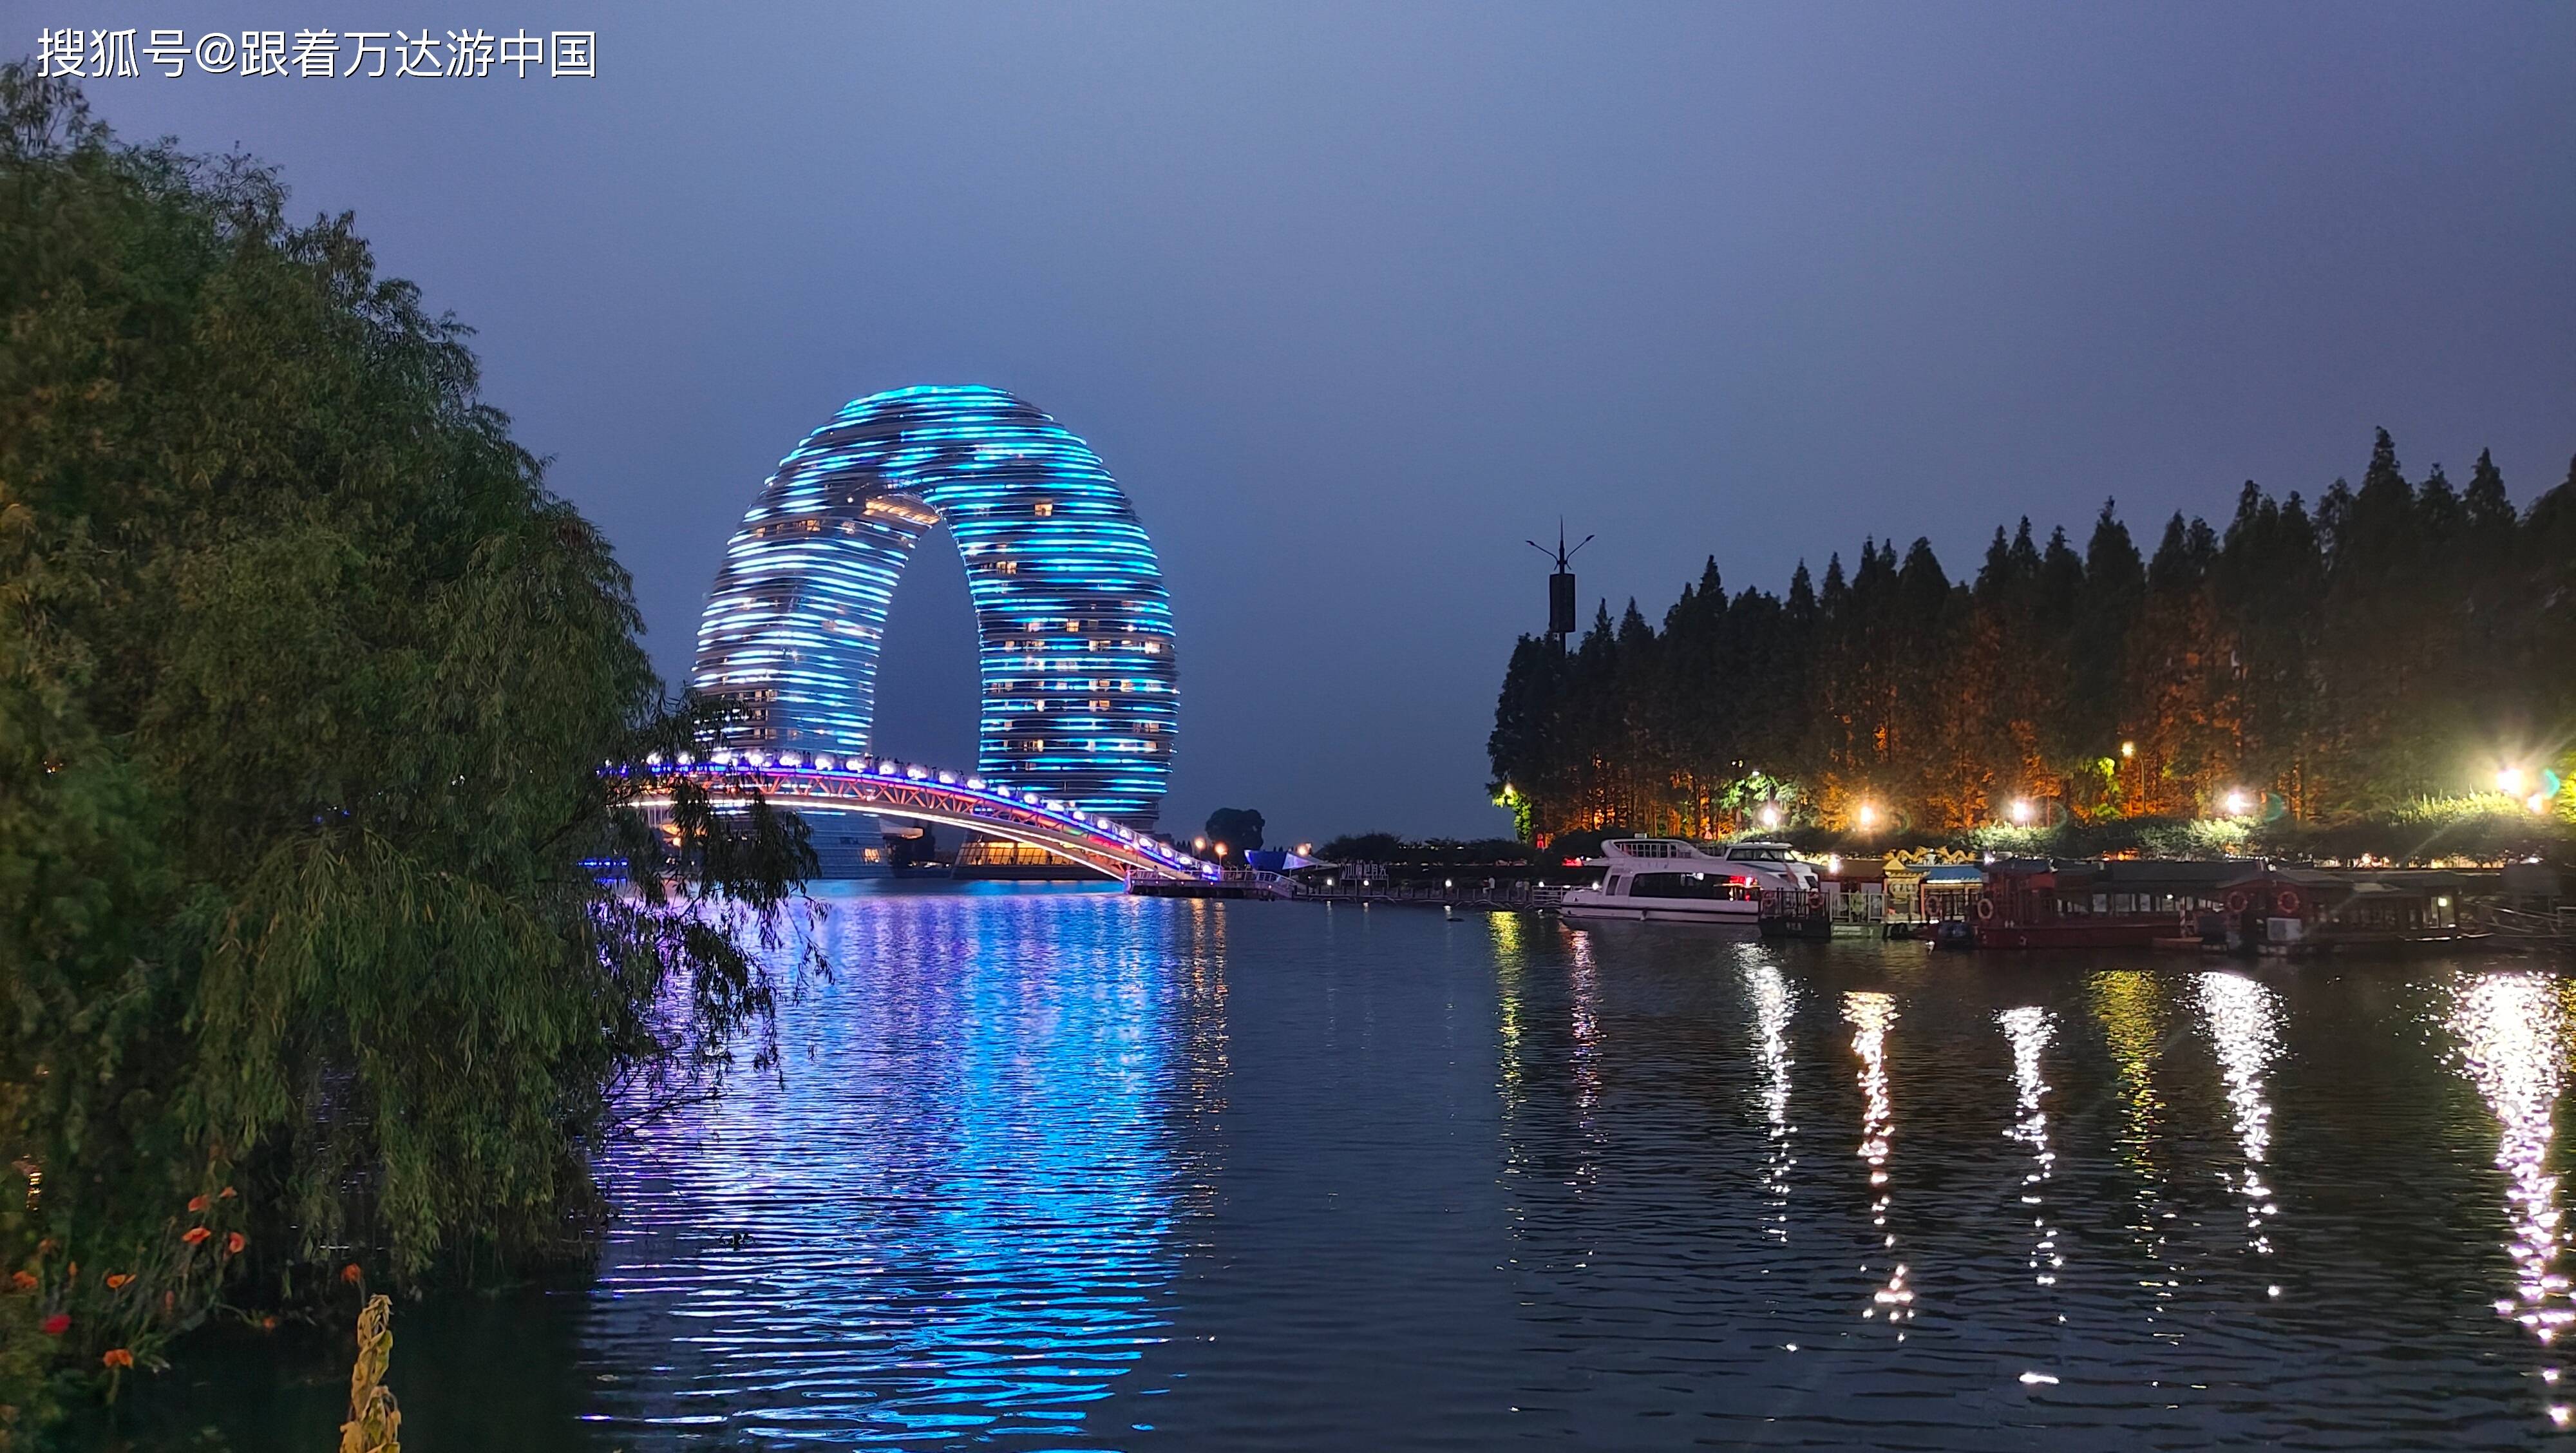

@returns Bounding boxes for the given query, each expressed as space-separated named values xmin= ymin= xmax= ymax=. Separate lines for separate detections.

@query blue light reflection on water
xmin=144 ymin=889 xmax=2576 ymax=1450
xmin=562 ymin=897 xmax=2576 ymax=1450
xmin=575 ymin=882 xmax=1226 ymax=1447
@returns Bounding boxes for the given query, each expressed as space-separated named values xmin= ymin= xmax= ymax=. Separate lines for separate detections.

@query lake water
xmin=124 ymin=882 xmax=2576 ymax=1448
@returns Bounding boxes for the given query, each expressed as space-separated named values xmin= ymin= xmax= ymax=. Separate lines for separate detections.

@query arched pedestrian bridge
xmin=621 ymin=750 xmax=1218 ymax=884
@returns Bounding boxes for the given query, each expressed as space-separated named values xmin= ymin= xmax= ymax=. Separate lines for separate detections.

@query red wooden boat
xmin=1971 ymin=858 xmax=2246 ymax=949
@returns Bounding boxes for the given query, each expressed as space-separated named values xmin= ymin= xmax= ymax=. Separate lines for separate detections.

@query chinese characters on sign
xmin=34 ymin=28 xmax=597 ymax=79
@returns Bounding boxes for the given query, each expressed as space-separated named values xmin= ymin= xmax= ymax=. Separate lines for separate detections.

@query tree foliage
xmin=1202 ymin=807 xmax=1264 ymax=860
xmin=1491 ymin=429 xmax=2576 ymax=848
xmin=0 ymin=69 xmax=811 ymax=1424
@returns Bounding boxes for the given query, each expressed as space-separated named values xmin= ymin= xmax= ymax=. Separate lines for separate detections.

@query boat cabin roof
xmin=1599 ymin=837 xmax=1719 ymax=860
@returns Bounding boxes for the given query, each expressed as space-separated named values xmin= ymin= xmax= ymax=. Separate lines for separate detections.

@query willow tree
xmin=0 ymin=68 xmax=811 ymax=1414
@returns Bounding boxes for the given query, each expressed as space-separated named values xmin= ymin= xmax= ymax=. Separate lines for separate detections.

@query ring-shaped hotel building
xmin=691 ymin=386 xmax=1177 ymax=827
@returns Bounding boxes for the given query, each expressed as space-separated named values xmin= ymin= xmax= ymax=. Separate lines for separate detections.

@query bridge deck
xmin=621 ymin=751 xmax=1218 ymax=883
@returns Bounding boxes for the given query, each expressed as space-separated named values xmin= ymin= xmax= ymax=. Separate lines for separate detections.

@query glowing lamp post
xmin=2009 ymin=798 xmax=2033 ymax=826
xmin=2499 ymin=765 xmax=2561 ymax=815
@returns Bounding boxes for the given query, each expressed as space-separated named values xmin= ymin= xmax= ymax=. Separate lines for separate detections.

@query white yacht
xmin=1560 ymin=839 xmax=1767 ymax=925
xmin=1700 ymin=840 xmax=1821 ymax=894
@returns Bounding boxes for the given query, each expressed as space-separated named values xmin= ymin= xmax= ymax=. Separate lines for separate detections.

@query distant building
xmin=691 ymin=385 xmax=1179 ymax=826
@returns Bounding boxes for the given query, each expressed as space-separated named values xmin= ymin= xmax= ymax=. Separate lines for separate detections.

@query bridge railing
xmin=617 ymin=748 xmax=1220 ymax=882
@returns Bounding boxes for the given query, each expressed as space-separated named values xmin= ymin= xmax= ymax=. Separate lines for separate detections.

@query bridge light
xmin=938 ymin=771 xmax=956 ymax=784
xmin=644 ymin=752 xmax=664 ymax=767
xmin=676 ymin=752 xmax=693 ymax=765
xmin=966 ymin=777 xmax=983 ymax=790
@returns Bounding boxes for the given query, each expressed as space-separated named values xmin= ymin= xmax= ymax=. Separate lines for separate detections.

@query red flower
xmin=224 ymin=1232 xmax=245 ymax=1255
xmin=186 ymin=1195 xmax=207 ymax=1213
xmin=100 ymin=1348 xmax=133 ymax=1370
xmin=39 ymin=1314 xmax=68 ymax=1336
xmin=341 ymin=1263 xmax=363 ymax=1285
xmin=259 ymin=1315 xmax=278 ymax=1331
xmin=218 ymin=1186 xmax=237 ymax=1200
xmin=181 ymin=1226 xmax=211 ymax=1246
xmin=8 ymin=1271 xmax=34 ymax=1293
xmin=104 ymin=1273 xmax=133 ymax=1291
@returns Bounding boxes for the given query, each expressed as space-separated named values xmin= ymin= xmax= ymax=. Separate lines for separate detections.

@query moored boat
xmin=1560 ymin=838 xmax=1771 ymax=926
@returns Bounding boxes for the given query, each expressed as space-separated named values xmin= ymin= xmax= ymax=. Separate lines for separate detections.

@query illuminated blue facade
xmin=692 ymin=386 xmax=1178 ymax=826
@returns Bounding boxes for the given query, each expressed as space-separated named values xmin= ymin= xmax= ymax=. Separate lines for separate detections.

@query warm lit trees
xmin=1491 ymin=430 xmax=2575 ymax=846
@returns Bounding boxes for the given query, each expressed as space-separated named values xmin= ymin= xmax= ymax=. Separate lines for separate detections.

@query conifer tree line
xmin=1489 ymin=431 xmax=2576 ymax=846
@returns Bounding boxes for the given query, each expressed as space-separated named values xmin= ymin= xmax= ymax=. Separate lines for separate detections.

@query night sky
xmin=55 ymin=3 xmax=2576 ymax=839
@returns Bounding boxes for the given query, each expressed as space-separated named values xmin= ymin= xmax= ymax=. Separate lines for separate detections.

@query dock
xmin=1131 ymin=870 xmax=1564 ymax=912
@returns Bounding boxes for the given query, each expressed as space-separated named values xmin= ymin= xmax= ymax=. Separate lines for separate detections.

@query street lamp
xmin=2120 ymin=741 xmax=2136 ymax=760
xmin=1856 ymin=802 xmax=1879 ymax=830
xmin=2009 ymin=798 xmax=2033 ymax=826
xmin=1758 ymin=803 xmax=1782 ymax=830
xmin=2498 ymin=766 xmax=2528 ymax=795
xmin=2224 ymin=790 xmax=2252 ymax=815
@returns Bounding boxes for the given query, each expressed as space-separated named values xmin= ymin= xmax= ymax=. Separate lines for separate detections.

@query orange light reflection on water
xmin=1844 ymin=991 xmax=1911 ymax=1335
xmin=2448 ymin=970 xmax=2573 ymax=1429
xmin=2196 ymin=971 xmax=2282 ymax=1257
